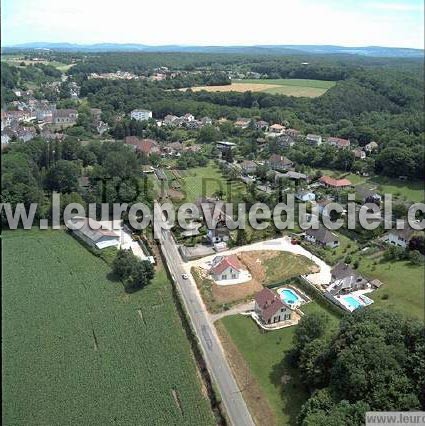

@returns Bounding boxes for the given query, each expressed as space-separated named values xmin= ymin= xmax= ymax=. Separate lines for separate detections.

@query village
xmin=2 ymin=91 xmax=422 ymax=327
xmin=23 ymin=105 xmax=418 ymax=333
xmin=2 ymin=33 xmax=424 ymax=426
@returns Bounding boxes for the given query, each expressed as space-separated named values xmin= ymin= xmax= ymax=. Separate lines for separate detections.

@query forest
xmin=292 ymin=309 xmax=425 ymax=425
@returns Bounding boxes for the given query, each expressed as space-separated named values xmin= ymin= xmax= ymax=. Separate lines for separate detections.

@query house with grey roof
xmin=305 ymin=226 xmax=339 ymax=248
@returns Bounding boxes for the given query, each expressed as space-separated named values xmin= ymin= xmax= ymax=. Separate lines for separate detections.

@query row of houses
xmin=124 ymin=136 xmax=203 ymax=157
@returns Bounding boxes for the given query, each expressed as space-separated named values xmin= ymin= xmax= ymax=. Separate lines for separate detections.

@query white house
xmin=306 ymin=134 xmax=322 ymax=146
xmin=254 ymin=288 xmax=293 ymax=325
xmin=295 ymin=191 xmax=316 ymax=202
xmin=130 ymin=109 xmax=153 ymax=121
xmin=207 ymin=227 xmax=230 ymax=244
xmin=365 ymin=141 xmax=379 ymax=152
xmin=385 ymin=227 xmax=416 ymax=248
xmin=68 ymin=217 xmax=120 ymax=249
xmin=209 ymin=254 xmax=244 ymax=281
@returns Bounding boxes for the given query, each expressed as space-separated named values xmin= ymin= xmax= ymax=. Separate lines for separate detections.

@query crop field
xmin=182 ymin=79 xmax=335 ymax=97
xmin=2 ymin=230 xmax=214 ymax=425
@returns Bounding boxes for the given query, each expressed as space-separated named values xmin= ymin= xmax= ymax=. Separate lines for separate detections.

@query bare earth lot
xmin=192 ymin=250 xmax=316 ymax=312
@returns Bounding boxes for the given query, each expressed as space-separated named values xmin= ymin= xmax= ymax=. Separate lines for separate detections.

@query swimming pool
xmin=278 ymin=288 xmax=303 ymax=305
xmin=342 ymin=295 xmax=362 ymax=310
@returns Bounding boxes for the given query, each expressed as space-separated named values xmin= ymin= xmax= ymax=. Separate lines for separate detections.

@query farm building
xmin=68 ymin=217 xmax=120 ymax=249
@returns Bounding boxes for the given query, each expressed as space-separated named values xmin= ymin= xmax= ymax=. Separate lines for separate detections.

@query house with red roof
xmin=209 ymin=254 xmax=245 ymax=281
xmin=124 ymin=136 xmax=160 ymax=155
xmin=254 ymin=288 xmax=293 ymax=325
xmin=319 ymin=175 xmax=352 ymax=188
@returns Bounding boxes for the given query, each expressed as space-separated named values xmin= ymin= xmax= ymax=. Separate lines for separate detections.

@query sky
xmin=1 ymin=0 xmax=424 ymax=48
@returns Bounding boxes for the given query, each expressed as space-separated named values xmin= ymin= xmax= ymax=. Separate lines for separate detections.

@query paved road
xmin=153 ymin=205 xmax=254 ymax=426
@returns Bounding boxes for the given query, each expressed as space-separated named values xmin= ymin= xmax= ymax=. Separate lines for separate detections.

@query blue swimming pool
xmin=343 ymin=296 xmax=362 ymax=310
xmin=278 ymin=288 xmax=302 ymax=305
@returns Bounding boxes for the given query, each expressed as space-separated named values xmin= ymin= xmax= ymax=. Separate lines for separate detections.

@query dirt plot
xmin=212 ymin=279 xmax=263 ymax=305
xmin=192 ymin=250 xmax=316 ymax=312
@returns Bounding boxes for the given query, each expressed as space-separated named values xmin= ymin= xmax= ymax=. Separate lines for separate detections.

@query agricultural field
xmin=216 ymin=302 xmax=339 ymax=426
xmin=2 ymin=230 xmax=215 ymax=425
xmin=1 ymin=55 xmax=74 ymax=72
xmin=182 ymin=79 xmax=335 ymax=98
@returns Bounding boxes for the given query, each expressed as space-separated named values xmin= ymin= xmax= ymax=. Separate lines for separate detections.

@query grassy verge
xmin=216 ymin=301 xmax=339 ymax=425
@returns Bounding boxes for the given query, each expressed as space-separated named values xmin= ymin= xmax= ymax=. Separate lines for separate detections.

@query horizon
xmin=4 ymin=41 xmax=425 ymax=50
xmin=2 ymin=0 xmax=424 ymax=49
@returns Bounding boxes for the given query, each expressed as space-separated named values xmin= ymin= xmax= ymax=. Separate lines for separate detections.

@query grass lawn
xmin=262 ymin=251 xmax=317 ymax=284
xmin=356 ymin=255 xmax=425 ymax=321
xmin=2 ymin=230 xmax=214 ymax=425
xmin=308 ymin=167 xmax=424 ymax=203
xmin=180 ymin=162 xmax=246 ymax=203
xmin=216 ymin=302 xmax=339 ymax=425
xmin=369 ymin=175 xmax=425 ymax=203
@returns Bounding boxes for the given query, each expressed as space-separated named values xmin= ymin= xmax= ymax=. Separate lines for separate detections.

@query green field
xmin=357 ymin=255 xmax=425 ymax=320
xmin=2 ymin=230 xmax=214 ymax=425
xmin=179 ymin=162 xmax=246 ymax=203
xmin=217 ymin=302 xmax=339 ymax=425
xmin=1 ymin=55 xmax=73 ymax=72
xmin=236 ymin=78 xmax=336 ymax=95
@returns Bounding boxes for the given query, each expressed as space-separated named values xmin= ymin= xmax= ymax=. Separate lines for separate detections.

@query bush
xmin=409 ymin=250 xmax=424 ymax=266
xmin=112 ymin=249 xmax=154 ymax=292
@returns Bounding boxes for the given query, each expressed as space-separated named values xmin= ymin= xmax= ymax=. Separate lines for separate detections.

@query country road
xmin=153 ymin=205 xmax=255 ymax=426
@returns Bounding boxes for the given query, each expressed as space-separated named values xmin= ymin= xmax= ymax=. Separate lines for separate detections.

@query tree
xmin=112 ymin=249 xmax=154 ymax=293
xmin=45 ymin=160 xmax=80 ymax=193
xmin=293 ymin=313 xmax=329 ymax=356
xmin=295 ymin=310 xmax=425 ymax=424
xmin=409 ymin=250 xmax=423 ymax=265
xmin=235 ymin=229 xmax=248 ymax=246
xmin=197 ymin=125 xmax=220 ymax=144
xmin=409 ymin=235 xmax=425 ymax=255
